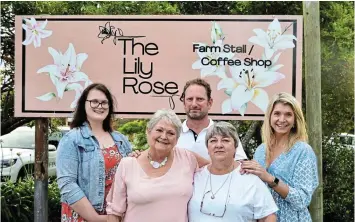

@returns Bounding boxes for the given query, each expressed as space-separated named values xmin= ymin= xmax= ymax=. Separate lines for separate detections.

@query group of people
xmin=57 ymin=78 xmax=319 ymax=222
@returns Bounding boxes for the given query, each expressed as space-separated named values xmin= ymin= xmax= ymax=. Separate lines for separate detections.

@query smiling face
xmin=207 ymin=135 xmax=236 ymax=162
xmin=85 ymin=89 xmax=110 ymax=124
xmin=183 ymin=84 xmax=213 ymax=120
xmin=270 ymin=102 xmax=295 ymax=136
xmin=147 ymin=119 xmax=178 ymax=153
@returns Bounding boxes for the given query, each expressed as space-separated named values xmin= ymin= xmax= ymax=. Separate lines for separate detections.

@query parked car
xmin=0 ymin=126 xmax=69 ymax=183
xmin=328 ymin=133 xmax=355 ymax=149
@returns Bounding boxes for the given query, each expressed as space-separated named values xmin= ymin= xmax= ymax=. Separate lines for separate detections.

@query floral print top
xmin=61 ymin=145 xmax=121 ymax=222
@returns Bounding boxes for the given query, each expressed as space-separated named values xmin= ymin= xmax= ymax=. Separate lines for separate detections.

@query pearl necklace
xmin=147 ymin=152 xmax=168 ymax=169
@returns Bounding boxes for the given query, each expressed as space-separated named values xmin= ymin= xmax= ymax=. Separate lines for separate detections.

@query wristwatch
xmin=268 ymin=177 xmax=279 ymax=188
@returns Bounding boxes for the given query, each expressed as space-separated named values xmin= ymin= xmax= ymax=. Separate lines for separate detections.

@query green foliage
xmin=323 ymin=140 xmax=354 ymax=221
xmin=118 ymin=120 xmax=149 ymax=150
xmin=1 ymin=176 xmax=61 ymax=222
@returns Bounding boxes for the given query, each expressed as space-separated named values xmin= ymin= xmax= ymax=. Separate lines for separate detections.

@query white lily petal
xmin=192 ymin=60 xmax=204 ymax=69
xmin=76 ymin=53 xmax=88 ymax=70
xmin=222 ymin=98 xmax=233 ymax=114
xmin=22 ymin=24 xmax=29 ymax=31
xmin=200 ymin=66 xmax=216 ymax=78
xmin=217 ymin=78 xmax=236 ymax=90
xmin=38 ymin=29 xmax=52 ymax=39
xmin=84 ymin=80 xmax=93 ymax=88
xmin=251 ymin=88 xmax=269 ymax=112
xmin=22 ymin=33 xmax=35 ymax=45
xmin=269 ymin=64 xmax=284 ymax=72
xmin=272 ymin=53 xmax=282 ymax=64
xmin=239 ymin=103 xmax=248 ymax=116
xmin=37 ymin=64 xmax=58 ymax=74
xmin=33 ymin=35 xmax=41 ymax=48
xmin=230 ymin=85 xmax=254 ymax=110
xmin=70 ymin=72 xmax=89 ymax=82
xmin=274 ymin=41 xmax=295 ymax=50
xmin=254 ymin=71 xmax=285 ymax=87
xmin=70 ymin=99 xmax=78 ymax=109
xmin=248 ymin=36 xmax=267 ymax=47
xmin=279 ymin=34 xmax=297 ymax=41
xmin=56 ymin=81 xmax=68 ymax=99
xmin=29 ymin=18 xmax=37 ymax=26
xmin=66 ymin=83 xmax=82 ymax=91
xmin=269 ymin=18 xmax=281 ymax=33
xmin=36 ymin=92 xmax=56 ymax=101
xmin=264 ymin=47 xmax=275 ymax=59
xmin=67 ymin=43 xmax=77 ymax=68
xmin=40 ymin=20 xmax=48 ymax=29
xmin=23 ymin=18 xmax=32 ymax=26
xmin=48 ymin=47 xmax=61 ymax=65
xmin=215 ymin=66 xmax=227 ymax=78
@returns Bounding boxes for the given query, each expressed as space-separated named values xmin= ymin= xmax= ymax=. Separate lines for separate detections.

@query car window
xmin=339 ymin=136 xmax=353 ymax=145
xmin=0 ymin=131 xmax=35 ymax=149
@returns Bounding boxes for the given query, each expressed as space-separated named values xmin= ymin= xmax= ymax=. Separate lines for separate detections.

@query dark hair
xmin=70 ymin=83 xmax=116 ymax=132
xmin=179 ymin=78 xmax=212 ymax=102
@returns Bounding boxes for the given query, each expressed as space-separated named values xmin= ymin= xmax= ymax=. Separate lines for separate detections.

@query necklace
xmin=208 ymin=164 xmax=235 ymax=199
xmin=147 ymin=152 xmax=168 ymax=169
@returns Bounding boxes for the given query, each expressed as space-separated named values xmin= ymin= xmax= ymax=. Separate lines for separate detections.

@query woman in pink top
xmin=106 ymin=109 xmax=209 ymax=222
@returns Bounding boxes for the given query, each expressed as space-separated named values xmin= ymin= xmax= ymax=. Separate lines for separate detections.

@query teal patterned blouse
xmin=254 ymin=141 xmax=319 ymax=222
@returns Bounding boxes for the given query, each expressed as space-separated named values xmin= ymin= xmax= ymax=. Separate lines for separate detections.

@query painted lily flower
xmin=192 ymin=40 xmax=234 ymax=79
xmin=248 ymin=18 xmax=297 ymax=59
xmin=22 ymin=18 xmax=52 ymax=48
xmin=66 ymin=83 xmax=84 ymax=108
xmin=218 ymin=64 xmax=285 ymax=115
xmin=211 ymin=22 xmax=224 ymax=44
xmin=37 ymin=43 xmax=89 ymax=99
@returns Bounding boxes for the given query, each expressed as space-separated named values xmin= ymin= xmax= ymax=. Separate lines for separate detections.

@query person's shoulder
xmin=253 ymin=143 xmax=266 ymax=157
xmin=290 ymin=141 xmax=317 ymax=159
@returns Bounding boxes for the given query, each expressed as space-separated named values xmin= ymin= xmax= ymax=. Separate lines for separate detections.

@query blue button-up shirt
xmin=56 ymin=122 xmax=132 ymax=211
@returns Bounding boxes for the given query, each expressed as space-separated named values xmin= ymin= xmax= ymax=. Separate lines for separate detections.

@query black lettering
xmin=123 ymin=57 xmax=134 ymax=74
xmin=193 ymin=43 xmax=200 ymax=52
xmin=132 ymin=39 xmax=145 ymax=55
xmin=201 ymin=57 xmax=209 ymax=65
xmin=123 ymin=77 xmax=138 ymax=94
xmin=138 ymin=81 xmax=152 ymax=94
xmin=165 ymin=82 xmax=178 ymax=94
xmin=153 ymin=81 xmax=164 ymax=94
xmin=145 ymin=43 xmax=159 ymax=55
xmin=223 ymin=44 xmax=230 ymax=53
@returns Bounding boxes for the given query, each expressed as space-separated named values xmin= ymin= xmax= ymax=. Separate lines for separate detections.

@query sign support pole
xmin=34 ymin=118 xmax=49 ymax=222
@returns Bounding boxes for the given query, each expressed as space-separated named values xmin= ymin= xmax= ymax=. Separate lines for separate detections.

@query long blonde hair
xmin=261 ymin=92 xmax=308 ymax=167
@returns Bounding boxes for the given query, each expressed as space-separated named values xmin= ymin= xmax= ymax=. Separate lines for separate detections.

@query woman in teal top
xmin=241 ymin=92 xmax=319 ymax=222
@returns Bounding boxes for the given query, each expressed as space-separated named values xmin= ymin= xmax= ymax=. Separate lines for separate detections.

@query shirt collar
xmin=182 ymin=119 xmax=214 ymax=133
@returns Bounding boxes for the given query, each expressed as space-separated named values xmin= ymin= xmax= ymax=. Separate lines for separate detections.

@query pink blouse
xmin=106 ymin=148 xmax=198 ymax=222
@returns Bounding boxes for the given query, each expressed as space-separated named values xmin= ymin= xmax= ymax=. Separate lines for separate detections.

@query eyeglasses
xmin=86 ymin=99 xmax=109 ymax=109
xmin=200 ymin=190 xmax=228 ymax=218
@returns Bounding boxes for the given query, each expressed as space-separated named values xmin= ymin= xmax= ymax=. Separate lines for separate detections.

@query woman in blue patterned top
xmin=240 ymin=92 xmax=319 ymax=222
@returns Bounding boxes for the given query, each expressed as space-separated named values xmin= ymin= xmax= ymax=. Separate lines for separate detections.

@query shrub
xmin=323 ymin=139 xmax=354 ymax=221
xmin=1 ymin=176 xmax=61 ymax=222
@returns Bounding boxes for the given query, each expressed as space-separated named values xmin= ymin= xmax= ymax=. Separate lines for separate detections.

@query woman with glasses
xmin=240 ymin=93 xmax=319 ymax=222
xmin=106 ymin=109 xmax=209 ymax=222
xmin=188 ymin=121 xmax=278 ymax=222
xmin=56 ymin=83 xmax=132 ymax=222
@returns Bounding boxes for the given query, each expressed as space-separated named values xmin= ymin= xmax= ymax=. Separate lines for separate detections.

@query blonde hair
xmin=261 ymin=92 xmax=308 ymax=167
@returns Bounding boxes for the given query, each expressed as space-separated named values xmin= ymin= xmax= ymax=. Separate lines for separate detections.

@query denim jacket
xmin=56 ymin=122 xmax=132 ymax=211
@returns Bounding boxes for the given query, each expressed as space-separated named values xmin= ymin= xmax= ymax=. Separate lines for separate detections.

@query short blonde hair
xmin=147 ymin=109 xmax=182 ymax=138
xmin=262 ymin=92 xmax=308 ymax=167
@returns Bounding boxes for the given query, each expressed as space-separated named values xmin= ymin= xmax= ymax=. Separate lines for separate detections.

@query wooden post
xmin=34 ymin=118 xmax=49 ymax=222
xmin=303 ymin=2 xmax=323 ymax=221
